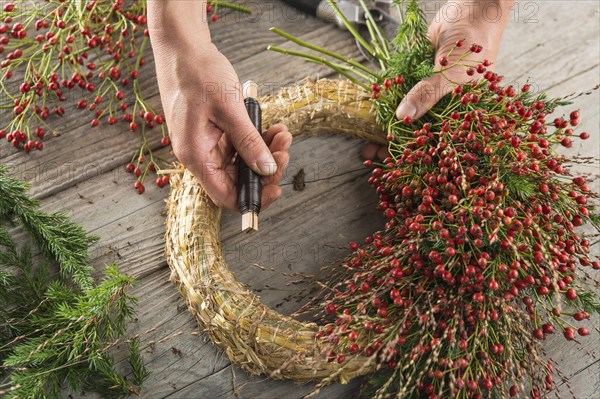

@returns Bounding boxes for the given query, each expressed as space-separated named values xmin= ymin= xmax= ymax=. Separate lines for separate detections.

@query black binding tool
xmin=237 ymin=81 xmax=262 ymax=232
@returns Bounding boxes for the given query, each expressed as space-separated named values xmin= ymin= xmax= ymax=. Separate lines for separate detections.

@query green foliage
xmin=388 ymin=0 xmax=434 ymax=85
xmin=0 ymin=166 xmax=147 ymax=398
xmin=0 ymin=165 xmax=96 ymax=291
xmin=573 ymin=290 xmax=600 ymax=316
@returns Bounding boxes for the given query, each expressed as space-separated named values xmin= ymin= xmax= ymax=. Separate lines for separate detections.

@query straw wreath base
xmin=164 ymin=78 xmax=385 ymax=383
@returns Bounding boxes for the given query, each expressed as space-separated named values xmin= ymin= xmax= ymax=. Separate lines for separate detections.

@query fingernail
xmin=396 ymin=101 xmax=417 ymax=120
xmin=257 ymin=156 xmax=277 ymax=176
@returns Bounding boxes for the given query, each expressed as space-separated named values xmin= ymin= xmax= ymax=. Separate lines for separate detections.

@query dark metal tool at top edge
xmin=280 ymin=0 xmax=399 ymax=60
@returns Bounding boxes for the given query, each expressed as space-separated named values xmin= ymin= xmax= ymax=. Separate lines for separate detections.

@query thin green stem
xmin=358 ymin=0 xmax=390 ymax=60
xmin=269 ymin=27 xmax=380 ymax=80
xmin=326 ymin=0 xmax=376 ymax=57
xmin=267 ymin=45 xmax=370 ymax=90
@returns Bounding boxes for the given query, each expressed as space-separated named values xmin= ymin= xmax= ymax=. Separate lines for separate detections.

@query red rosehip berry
xmin=579 ymin=132 xmax=589 ymax=139
xmin=578 ymin=327 xmax=589 ymax=336
xmin=325 ymin=303 xmax=336 ymax=314
xmin=90 ymin=118 xmax=99 ymax=127
xmin=383 ymin=79 xmax=391 ymax=89
xmin=394 ymin=75 xmax=404 ymax=85
xmin=126 ymin=163 xmax=135 ymax=173
xmin=563 ymin=327 xmax=575 ymax=341
xmin=455 ymin=39 xmax=463 ymax=47
xmin=565 ymin=288 xmax=577 ymax=300
xmin=3 ymin=3 xmax=14 ymax=12
xmin=402 ymin=116 xmax=412 ymax=125
xmin=439 ymin=56 xmax=448 ymax=67
xmin=542 ymin=323 xmax=554 ymax=334
xmin=481 ymin=379 xmax=493 ymax=391
xmin=384 ymin=208 xmax=396 ymax=219
xmin=371 ymin=83 xmax=381 ymax=92
xmin=211 ymin=14 xmax=218 ymax=22
xmin=130 ymin=122 xmax=138 ymax=132
xmin=472 ymin=292 xmax=484 ymax=303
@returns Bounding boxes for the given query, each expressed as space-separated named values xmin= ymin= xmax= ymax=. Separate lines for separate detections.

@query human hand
xmin=148 ymin=2 xmax=291 ymax=210
xmin=362 ymin=0 xmax=514 ymax=160
xmin=151 ymin=41 xmax=291 ymax=209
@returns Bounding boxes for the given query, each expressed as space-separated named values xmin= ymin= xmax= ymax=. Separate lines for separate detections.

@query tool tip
xmin=242 ymin=80 xmax=259 ymax=99
xmin=241 ymin=211 xmax=259 ymax=233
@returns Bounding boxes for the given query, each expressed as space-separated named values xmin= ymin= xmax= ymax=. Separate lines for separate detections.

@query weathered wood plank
xmin=2 ymin=1 xmax=599 ymax=398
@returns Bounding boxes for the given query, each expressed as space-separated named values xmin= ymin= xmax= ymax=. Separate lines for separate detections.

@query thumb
xmin=217 ymin=99 xmax=277 ymax=176
xmin=396 ymin=74 xmax=452 ymax=121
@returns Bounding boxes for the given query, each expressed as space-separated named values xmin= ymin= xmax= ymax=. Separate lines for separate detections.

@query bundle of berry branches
xmin=270 ymin=1 xmax=600 ymax=398
xmin=0 ymin=165 xmax=146 ymax=398
xmin=0 ymin=0 xmax=248 ymax=193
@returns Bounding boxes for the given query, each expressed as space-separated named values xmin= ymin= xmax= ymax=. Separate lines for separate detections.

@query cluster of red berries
xmin=129 ymin=172 xmax=170 ymax=194
xmin=319 ymin=44 xmax=597 ymax=399
xmin=1 ymin=1 xmax=231 ymax=192
xmin=1 ymin=1 xmax=159 ymax=151
xmin=206 ymin=3 xmax=219 ymax=22
xmin=370 ymin=74 xmax=404 ymax=100
xmin=0 ymin=128 xmax=43 ymax=152
xmin=125 ymin=153 xmax=171 ymax=193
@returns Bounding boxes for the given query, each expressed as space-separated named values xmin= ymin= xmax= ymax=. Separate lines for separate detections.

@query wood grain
xmin=1 ymin=1 xmax=598 ymax=398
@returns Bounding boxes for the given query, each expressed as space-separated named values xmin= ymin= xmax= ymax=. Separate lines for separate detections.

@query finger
xmin=361 ymin=143 xmax=379 ymax=160
xmin=261 ymin=184 xmax=282 ymax=210
xmin=192 ymin=148 xmax=238 ymax=210
xmin=377 ymin=146 xmax=390 ymax=161
xmin=267 ymin=128 xmax=292 ymax=154
xmin=263 ymin=123 xmax=289 ymax=146
xmin=216 ymin=97 xmax=276 ymax=176
xmin=262 ymin=151 xmax=289 ymax=186
xmin=396 ymin=74 xmax=453 ymax=121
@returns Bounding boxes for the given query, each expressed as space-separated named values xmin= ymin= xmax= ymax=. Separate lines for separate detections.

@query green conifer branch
xmin=0 ymin=166 xmax=148 ymax=398
xmin=0 ymin=165 xmax=97 ymax=291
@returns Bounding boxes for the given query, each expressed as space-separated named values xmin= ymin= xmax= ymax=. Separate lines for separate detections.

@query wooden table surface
xmin=2 ymin=1 xmax=599 ymax=398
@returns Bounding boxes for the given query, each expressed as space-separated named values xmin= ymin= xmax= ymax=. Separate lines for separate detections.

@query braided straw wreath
xmin=165 ymin=78 xmax=384 ymax=384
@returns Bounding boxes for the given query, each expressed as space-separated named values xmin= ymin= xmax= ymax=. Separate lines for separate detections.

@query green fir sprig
xmin=0 ymin=166 xmax=147 ymax=398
